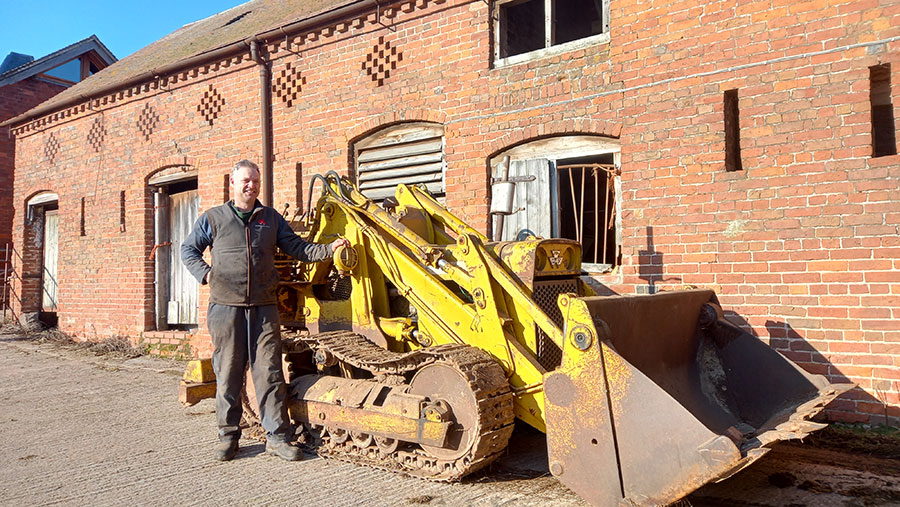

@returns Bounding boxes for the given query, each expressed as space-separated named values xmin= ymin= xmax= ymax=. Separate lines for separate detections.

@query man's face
xmin=231 ymin=165 xmax=260 ymax=203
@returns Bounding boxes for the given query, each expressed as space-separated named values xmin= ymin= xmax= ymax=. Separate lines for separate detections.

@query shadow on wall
xmin=582 ymin=225 xmax=671 ymax=295
xmin=724 ymin=311 xmax=898 ymax=427
xmin=637 ymin=225 xmax=664 ymax=294
xmin=584 ymin=224 xmax=894 ymax=426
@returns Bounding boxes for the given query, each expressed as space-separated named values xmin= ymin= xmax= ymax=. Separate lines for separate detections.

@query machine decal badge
xmin=549 ymin=250 xmax=564 ymax=269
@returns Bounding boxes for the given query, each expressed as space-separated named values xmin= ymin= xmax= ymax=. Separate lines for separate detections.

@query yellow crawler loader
xmin=188 ymin=172 xmax=852 ymax=505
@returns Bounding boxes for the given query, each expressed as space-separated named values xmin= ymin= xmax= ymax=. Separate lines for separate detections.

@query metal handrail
xmin=2 ymin=243 xmax=23 ymax=325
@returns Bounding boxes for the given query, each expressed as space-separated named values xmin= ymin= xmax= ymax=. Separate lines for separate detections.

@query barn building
xmin=2 ymin=0 xmax=898 ymax=424
xmin=0 ymin=36 xmax=116 ymax=310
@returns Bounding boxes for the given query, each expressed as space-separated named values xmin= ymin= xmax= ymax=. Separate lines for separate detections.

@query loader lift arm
xmin=298 ymin=174 xmax=560 ymax=430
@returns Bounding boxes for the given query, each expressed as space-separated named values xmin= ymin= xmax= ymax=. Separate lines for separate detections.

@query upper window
xmin=352 ymin=122 xmax=446 ymax=201
xmin=39 ymin=54 xmax=105 ymax=85
xmin=43 ymin=59 xmax=81 ymax=82
xmin=494 ymin=0 xmax=610 ymax=65
xmin=490 ymin=136 xmax=621 ymax=272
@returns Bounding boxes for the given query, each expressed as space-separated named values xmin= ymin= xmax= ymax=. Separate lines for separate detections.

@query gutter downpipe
xmin=249 ymin=40 xmax=273 ymax=207
xmin=1 ymin=0 xmax=381 ymax=129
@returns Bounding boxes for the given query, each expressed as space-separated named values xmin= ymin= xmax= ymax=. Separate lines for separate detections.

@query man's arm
xmin=275 ymin=214 xmax=340 ymax=262
xmin=181 ymin=213 xmax=213 ymax=285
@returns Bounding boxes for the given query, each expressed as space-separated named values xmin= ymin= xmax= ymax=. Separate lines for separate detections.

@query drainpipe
xmin=249 ymin=40 xmax=273 ymax=207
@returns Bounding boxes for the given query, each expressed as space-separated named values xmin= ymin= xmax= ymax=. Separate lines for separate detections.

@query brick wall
xmin=601 ymin=0 xmax=900 ymax=424
xmin=11 ymin=60 xmax=263 ymax=354
xmin=8 ymin=0 xmax=900 ymax=424
xmin=0 ymin=77 xmax=67 ymax=248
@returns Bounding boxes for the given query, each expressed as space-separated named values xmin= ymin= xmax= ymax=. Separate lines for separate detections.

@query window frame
xmin=351 ymin=122 xmax=447 ymax=202
xmin=492 ymin=0 xmax=611 ymax=68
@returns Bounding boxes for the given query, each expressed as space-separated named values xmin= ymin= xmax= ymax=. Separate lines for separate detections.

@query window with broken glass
xmin=492 ymin=141 xmax=620 ymax=272
xmin=493 ymin=0 xmax=610 ymax=65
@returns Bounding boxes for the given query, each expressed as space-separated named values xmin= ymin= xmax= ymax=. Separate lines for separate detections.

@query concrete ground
xmin=0 ymin=333 xmax=581 ymax=507
xmin=2 ymin=332 xmax=899 ymax=506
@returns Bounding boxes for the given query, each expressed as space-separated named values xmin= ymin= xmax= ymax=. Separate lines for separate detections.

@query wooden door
xmin=167 ymin=190 xmax=199 ymax=325
xmin=41 ymin=210 xmax=59 ymax=312
xmin=501 ymin=158 xmax=553 ymax=241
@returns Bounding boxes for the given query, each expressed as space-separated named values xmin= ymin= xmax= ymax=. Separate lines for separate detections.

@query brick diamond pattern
xmin=273 ymin=62 xmax=306 ymax=108
xmin=362 ymin=36 xmax=402 ymax=86
xmin=137 ymin=104 xmax=159 ymax=141
xmin=197 ymin=85 xmax=225 ymax=126
xmin=88 ymin=118 xmax=106 ymax=153
xmin=44 ymin=133 xmax=59 ymax=163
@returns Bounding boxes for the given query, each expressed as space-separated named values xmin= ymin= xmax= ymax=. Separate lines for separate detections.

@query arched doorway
xmin=148 ymin=167 xmax=199 ymax=330
xmin=26 ymin=191 xmax=59 ymax=326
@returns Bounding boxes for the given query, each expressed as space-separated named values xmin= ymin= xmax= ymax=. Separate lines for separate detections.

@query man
xmin=181 ymin=159 xmax=348 ymax=462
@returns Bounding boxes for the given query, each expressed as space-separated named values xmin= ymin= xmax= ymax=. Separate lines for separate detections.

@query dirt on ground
xmin=688 ymin=441 xmax=900 ymax=507
xmin=1 ymin=327 xmax=899 ymax=507
xmin=803 ymin=424 xmax=900 ymax=461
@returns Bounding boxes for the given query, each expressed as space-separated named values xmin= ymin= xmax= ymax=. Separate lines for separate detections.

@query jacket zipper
xmin=246 ymin=206 xmax=264 ymax=300
xmin=245 ymin=226 xmax=251 ymax=299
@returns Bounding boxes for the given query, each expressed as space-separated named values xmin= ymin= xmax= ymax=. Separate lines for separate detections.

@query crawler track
xmin=285 ymin=331 xmax=516 ymax=481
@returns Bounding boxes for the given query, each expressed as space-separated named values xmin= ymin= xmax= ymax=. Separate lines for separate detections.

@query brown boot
xmin=265 ymin=439 xmax=302 ymax=461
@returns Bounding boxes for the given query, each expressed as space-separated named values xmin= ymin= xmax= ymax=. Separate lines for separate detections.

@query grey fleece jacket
xmin=181 ymin=200 xmax=332 ymax=306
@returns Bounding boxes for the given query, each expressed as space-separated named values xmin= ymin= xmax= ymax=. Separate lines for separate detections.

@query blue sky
xmin=1 ymin=0 xmax=248 ymax=61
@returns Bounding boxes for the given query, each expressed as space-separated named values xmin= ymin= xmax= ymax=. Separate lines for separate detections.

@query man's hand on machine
xmin=330 ymin=237 xmax=351 ymax=252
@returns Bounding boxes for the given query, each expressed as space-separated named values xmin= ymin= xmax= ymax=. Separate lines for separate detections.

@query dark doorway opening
xmin=556 ymin=153 xmax=617 ymax=267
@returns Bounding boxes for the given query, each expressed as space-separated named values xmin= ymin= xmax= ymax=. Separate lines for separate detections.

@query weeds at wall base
xmin=0 ymin=320 xmax=145 ymax=359
xmin=141 ymin=341 xmax=194 ymax=361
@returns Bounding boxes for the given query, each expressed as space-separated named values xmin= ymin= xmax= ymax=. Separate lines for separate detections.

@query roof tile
xmin=16 ymin=0 xmax=353 ymax=125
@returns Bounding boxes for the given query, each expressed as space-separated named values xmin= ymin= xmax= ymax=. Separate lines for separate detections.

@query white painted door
xmin=42 ymin=210 xmax=59 ymax=312
xmin=501 ymin=158 xmax=552 ymax=241
xmin=167 ymin=190 xmax=199 ymax=325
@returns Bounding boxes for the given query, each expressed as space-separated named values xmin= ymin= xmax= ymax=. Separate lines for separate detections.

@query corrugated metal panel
xmin=501 ymin=159 xmax=552 ymax=241
xmin=42 ymin=210 xmax=59 ymax=312
xmin=355 ymin=123 xmax=445 ymax=201
xmin=168 ymin=190 xmax=199 ymax=325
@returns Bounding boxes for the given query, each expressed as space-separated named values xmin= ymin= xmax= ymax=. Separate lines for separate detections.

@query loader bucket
xmin=543 ymin=290 xmax=853 ymax=506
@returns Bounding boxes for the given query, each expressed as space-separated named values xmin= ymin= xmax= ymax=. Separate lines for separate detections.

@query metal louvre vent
xmin=354 ymin=122 xmax=445 ymax=201
xmin=532 ymin=278 xmax=578 ymax=371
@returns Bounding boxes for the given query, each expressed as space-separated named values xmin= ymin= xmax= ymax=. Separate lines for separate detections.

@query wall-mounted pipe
xmin=249 ymin=41 xmax=273 ymax=207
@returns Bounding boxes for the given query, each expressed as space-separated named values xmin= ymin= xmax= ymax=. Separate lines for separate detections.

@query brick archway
xmin=15 ymin=190 xmax=62 ymax=317
xmin=146 ymin=156 xmax=197 ymax=183
xmin=486 ymin=118 xmax=622 ymax=160
xmin=343 ymin=109 xmax=449 ymax=146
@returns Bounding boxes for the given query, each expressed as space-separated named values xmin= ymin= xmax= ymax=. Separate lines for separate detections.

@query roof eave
xmin=2 ymin=0 xmax=378 ymax=130
xmin=0 ymin=36 xmax=117 ymax=89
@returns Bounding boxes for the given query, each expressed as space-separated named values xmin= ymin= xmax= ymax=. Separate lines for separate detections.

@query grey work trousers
xmin=208 ymin=303 xmax=291 ymax=443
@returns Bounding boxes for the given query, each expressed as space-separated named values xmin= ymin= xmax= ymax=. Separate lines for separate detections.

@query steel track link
xmin=287 ymin=330 xmax=516 ymax=481
xmin=285 ymin=330 xmax=448 ymax=374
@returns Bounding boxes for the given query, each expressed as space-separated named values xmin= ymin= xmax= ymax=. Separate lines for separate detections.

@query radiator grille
xmin=328 ymin=275 xmax=353 ymax=300
xmin=532 ymin=278 xmax=578 ymax=371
